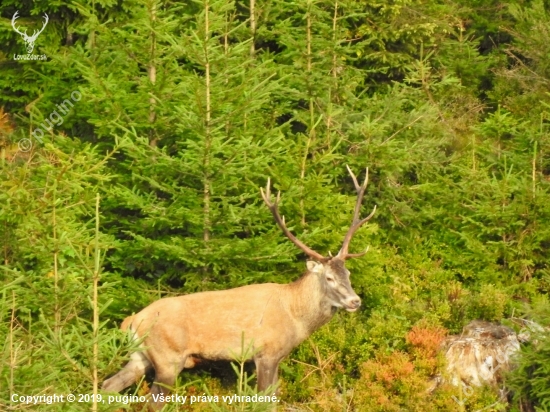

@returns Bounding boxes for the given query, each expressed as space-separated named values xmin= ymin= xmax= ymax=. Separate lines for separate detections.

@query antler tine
xmin=345 ymin=164 xmax=361 ymax=192
xmin=261 ymin=179 xmax=325 ymax=261
xmin=337 ymin=167 xmax=376 ymax=259
xmin=347 ymin=167 xmax=369 ymax=220
xmin=346 ymin=246 xmax=370 ymax=259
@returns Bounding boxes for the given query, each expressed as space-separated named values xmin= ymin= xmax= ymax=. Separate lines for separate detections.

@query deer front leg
xmin=102 ymin=352 xmax=152 ymax=392
xmin=255 ymin=358 xmax=280 ymax=411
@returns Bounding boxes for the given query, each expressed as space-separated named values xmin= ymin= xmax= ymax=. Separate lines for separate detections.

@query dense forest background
xmin=2 ymin=0 xmax=550 ymax=410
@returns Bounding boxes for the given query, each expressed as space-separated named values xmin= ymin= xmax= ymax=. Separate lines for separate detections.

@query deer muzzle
xmin=343 ymin=295 xmax=361 ymax=312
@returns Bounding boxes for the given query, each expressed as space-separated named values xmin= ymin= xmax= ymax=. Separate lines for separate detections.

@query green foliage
xmin=0 ymin=135 xmax=150 ymax=410
xmin=2 ymin=0 xmax=550 ymax=410
xmin=508 ymin=299 xmax=550 ymax=411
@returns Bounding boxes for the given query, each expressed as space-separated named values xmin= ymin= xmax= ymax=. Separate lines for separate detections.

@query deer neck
xmin=288 ymin=271 xmax=336 ymax=335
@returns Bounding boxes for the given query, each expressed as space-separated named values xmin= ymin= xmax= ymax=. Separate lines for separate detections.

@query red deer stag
xmin=102 ymin=166 xmax=376 ymax=410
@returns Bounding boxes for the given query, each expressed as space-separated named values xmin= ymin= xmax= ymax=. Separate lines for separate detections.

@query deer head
xmin=261 ymin=165 xmax=377 ymax=312
xmin=11 ymin=11 xmax=49 ymax=54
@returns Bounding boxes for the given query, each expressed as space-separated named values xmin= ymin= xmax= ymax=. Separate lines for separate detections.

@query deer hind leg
xmin=148 ymin=353 xmax=188 ymax=411
xmin=102 ymin=351 xmax=152 ymax=392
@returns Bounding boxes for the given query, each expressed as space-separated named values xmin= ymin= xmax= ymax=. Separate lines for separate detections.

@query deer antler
xmin=11 ymin=11 xmax=48 ymax=40
xmin=261 ymin=179 xmax=325 ymax=261
xmin=337 ymin=165 xmax=377 ymax=259
xmin=30 ymin=13 xmax=49 ymax=41
xmin=11 ymin=11 xmax=27 ymax=37
xmin=11 ymin=11 xmax=49 ymax=54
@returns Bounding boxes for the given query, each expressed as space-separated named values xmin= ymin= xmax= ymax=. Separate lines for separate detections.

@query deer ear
xmin=306 ymin=260 xmax=324 ymax=274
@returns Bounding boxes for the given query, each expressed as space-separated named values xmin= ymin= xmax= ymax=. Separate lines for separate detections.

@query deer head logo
xmin=11 ymin=11 xmax=49 ymax=54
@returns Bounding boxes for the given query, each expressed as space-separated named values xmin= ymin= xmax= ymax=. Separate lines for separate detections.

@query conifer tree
xmin=60 ymin=0 xmax=297 ymax=287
